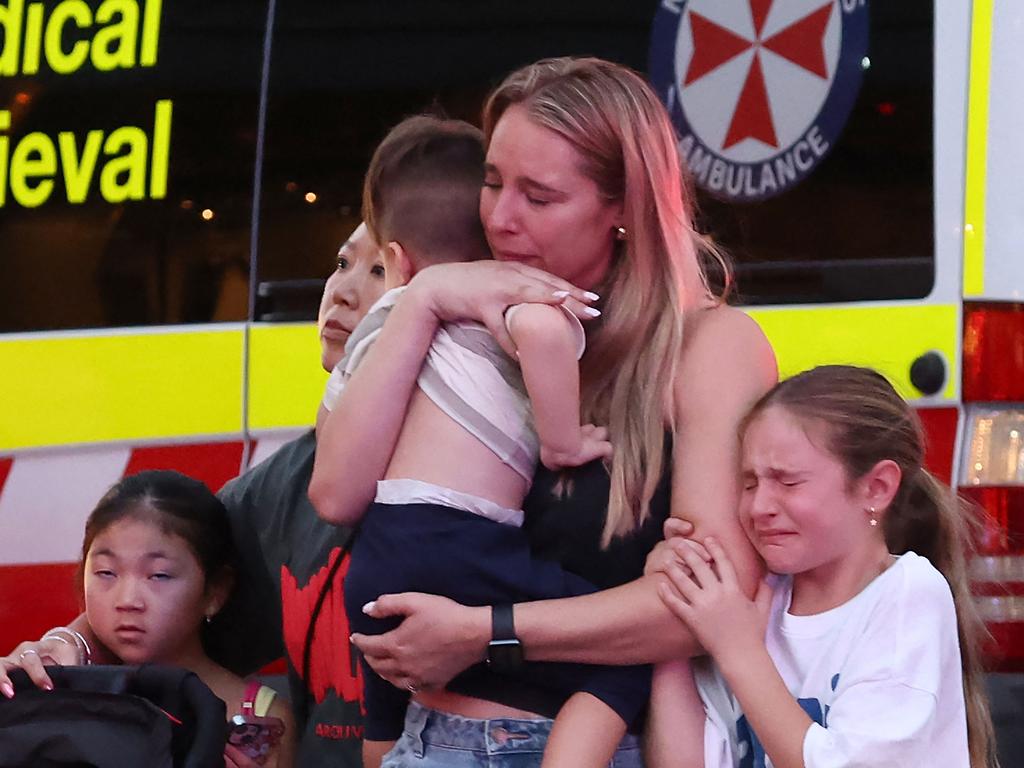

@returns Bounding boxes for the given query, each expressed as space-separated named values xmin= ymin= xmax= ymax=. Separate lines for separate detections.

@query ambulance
xmin=1 ymin=0 xmax=1022 ymax=682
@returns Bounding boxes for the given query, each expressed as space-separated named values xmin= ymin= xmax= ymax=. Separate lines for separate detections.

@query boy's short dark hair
xmin=362 ymin=115 xmax=490 ymax=265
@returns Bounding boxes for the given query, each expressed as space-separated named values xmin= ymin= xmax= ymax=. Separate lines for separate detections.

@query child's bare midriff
xmin=414 ymin=687 xmax=544 ymax=721
xmin=384 ymin=389 xmax=530 ymax=511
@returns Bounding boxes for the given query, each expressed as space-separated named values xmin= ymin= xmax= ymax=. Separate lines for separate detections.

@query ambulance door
xmin=648 ymin=0 xmax=963 ymax=474
xmin=0 ymin=0 xmax=268 ymax=652
xmin=242 ymin=2 xmax=362 ymax=464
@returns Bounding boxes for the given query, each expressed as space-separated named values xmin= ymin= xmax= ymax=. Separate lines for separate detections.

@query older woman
xmin=324 ymin=57 xmax=777 ymax=766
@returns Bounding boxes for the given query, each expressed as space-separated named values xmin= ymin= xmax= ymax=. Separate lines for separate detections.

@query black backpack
xmin=0 ymin=665 xmax=226 ymax=768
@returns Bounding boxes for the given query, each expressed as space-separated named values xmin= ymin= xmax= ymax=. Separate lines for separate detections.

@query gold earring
xmin=868 ymin=506 xmax=878 ymax=527
xmin=615 ymin=226 xmax=627 ymax=241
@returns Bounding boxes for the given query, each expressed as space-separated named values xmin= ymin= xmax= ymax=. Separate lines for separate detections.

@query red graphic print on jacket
xmin=281 ymin=547 xmax=363 ymax=706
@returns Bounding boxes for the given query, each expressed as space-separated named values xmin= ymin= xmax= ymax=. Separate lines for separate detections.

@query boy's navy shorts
xmin=344 ymin=501 xmax=652 ymax=742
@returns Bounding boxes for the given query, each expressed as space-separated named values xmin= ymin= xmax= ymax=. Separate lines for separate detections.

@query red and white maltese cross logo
xmin=675 ymin=0 xmax=841 ymax=164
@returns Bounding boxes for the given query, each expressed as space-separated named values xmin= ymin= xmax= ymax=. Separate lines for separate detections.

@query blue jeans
xmin=382 ymin=702 xmax=644 ymax=768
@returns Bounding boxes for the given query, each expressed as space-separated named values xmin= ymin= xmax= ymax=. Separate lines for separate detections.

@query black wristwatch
xmin=487 ymin=604 xmax=524 ymax=672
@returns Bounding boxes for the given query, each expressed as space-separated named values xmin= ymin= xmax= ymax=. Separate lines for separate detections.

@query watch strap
xmin=491 ymin=603 xmax=517 ymax=642
xmin=487 ymin=604 xmax=524 ymax=672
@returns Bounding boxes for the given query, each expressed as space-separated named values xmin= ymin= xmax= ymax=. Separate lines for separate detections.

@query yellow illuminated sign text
xmin=0 ymin=0 xmax=171 ymax=208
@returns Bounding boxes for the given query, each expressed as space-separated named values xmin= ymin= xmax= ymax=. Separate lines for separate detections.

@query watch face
xmin=488 ymin=638 xmax=524 ymax=671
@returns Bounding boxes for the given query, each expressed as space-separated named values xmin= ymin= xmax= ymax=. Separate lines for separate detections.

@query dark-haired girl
xmin=80 ymin=470 xmax=295 ymax=768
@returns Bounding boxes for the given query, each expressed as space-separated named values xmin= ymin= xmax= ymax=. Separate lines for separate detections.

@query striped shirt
xmin=321 ymin=286 xmax=584 ymax=483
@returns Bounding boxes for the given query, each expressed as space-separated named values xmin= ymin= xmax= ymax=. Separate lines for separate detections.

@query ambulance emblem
xmin=649 ymin=0 xmax=869 ymax=202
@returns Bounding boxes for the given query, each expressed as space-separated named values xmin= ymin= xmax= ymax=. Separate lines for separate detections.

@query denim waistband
xmin=401 ymin=701 xmax=641 ymax=757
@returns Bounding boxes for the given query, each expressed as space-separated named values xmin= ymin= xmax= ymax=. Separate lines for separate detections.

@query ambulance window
xmin=682 ymin=2 xmax=936 ymax=305
xmin=0 ymin=3 xmax=936 ymax=334
xmin=255 ymin=2 xmax=936 ymax=316
xmin=0 ymin=2 xmax=264 ymax=333
xmin=251 ymin=1 xmax=658 ymax=321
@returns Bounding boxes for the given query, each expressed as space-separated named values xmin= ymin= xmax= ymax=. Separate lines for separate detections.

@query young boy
xmin=311 ymin=115 xmax=649 ymax=768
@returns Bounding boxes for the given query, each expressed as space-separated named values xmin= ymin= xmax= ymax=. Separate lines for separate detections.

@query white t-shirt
xmin=700 ymin=552 xmax=970 ymax=768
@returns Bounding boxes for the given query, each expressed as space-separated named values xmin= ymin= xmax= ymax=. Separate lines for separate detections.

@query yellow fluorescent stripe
xmin=963 ymin=0 xmax=994 ymax=297
xmin=747 ymin=303 xmax=959 ymax=401
xmin=247 ymin=305 xmax=960 ymax=434
xmin=248 ymin=323 xmax=326 ymax=431
xmin=0 ymin=328 xmax=244 ymax=451
xmin=9 ymin=306 xmax=949 ymax=450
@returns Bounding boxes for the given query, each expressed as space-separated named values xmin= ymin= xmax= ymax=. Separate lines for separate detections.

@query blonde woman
xmin=324 ymin=57 xmax=778 ymax=766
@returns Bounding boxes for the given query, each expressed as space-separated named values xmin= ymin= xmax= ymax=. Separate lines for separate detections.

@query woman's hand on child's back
xmin=354 ymin=593 xmax=490 ymax=690
xmin=657 ymin=537 xmax=773 ymax=665
xmin=540 ymin=424 xmax=612 ymax=470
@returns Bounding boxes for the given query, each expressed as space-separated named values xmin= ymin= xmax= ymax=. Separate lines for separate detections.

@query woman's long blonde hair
xmin=483 ymin=57 xmax=727 ymax=545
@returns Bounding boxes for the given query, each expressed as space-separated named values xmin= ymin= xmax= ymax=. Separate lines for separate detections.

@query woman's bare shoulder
xmin=682 ymin=304 xmax=776 ymax=372
xmin=676 ymin=304 xmax=778 ymax=413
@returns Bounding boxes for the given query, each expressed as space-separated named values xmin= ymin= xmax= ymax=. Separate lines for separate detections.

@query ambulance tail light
xmin=963 ymin=303 xmax=1024 ymax=402
xmin=959 ymin=404 xmax=1024 ymax=670
xmin=961 ymin=303 xmax=1024 ymax=668
xmin=961 ymin=407 xmax=1024 ymax=486
xmin=962 ymin=486 xmax=1024 ymax=671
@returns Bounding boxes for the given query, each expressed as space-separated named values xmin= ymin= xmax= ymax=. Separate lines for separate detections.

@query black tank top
xmin=448 ymin=439 xmax=673 ymax=719
xmin=522 ymin=436 xmax=674 ymax=589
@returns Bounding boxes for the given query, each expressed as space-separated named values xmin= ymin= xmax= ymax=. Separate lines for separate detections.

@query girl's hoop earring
xmin=615 ymin=226 xmax=627 ymax=241
xmin=868 ymin=506 xmax=878 ymax=527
